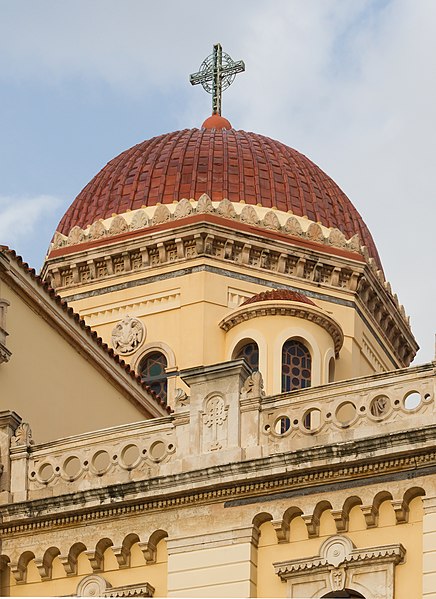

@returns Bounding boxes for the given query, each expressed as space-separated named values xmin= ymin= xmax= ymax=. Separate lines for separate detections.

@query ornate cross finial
xmin=190 ymin=43 xmax=245 ymax=116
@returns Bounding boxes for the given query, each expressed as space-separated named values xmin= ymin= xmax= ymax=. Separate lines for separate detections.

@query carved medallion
xmin=111 ymin=315 xmax=145 ymax=355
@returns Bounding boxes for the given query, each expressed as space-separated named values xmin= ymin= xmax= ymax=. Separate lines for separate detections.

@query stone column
xmin=0 ymin=411 xmax=22 ymax=504
xmin=423 ymin=496 xmax=436 ymax=598
xmin=167 ymin=526 xmax=258 ymax=597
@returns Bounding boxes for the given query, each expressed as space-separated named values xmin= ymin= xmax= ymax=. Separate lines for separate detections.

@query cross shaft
xmin=190 ymin=43 xmax=245 ymax=116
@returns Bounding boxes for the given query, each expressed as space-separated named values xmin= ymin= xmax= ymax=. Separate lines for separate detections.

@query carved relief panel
xmin=201 ymin=394 xmax=229 ymax=452
xmin=111 ymin=315 xmax=145 ymax=355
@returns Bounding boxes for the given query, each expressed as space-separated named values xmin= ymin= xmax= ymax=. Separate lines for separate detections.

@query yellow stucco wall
xmin=0 ymin=282 xmax=148 ymax=443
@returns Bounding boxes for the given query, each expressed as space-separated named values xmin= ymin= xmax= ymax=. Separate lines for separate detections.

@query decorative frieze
xmin=43 ymin=211 xmax=415 ymax=365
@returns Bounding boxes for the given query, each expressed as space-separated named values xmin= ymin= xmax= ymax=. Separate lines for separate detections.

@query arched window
xmin=328 ymin=356 xmax=335 ymax=383
xmin=281 ymin=339 xmax=311 ymax=392
xmin=139 ymin=352 xmax=168 ymax=403
xmin=234 ymin=341 xmax=259 ymax=371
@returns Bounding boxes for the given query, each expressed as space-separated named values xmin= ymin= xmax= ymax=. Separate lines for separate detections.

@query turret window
xmin=235 ymin=341 xmax=259 ymax=371
xmin=281 ymin=339 xmax=311 ymax=392
xmin=139 ymin=352 xmax=168 ymax=403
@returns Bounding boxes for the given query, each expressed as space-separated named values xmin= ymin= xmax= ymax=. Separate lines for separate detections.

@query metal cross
xmin=190 ymin=43 xmax=245 ymax=116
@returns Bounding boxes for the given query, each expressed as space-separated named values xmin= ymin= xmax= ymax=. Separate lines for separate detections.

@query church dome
xmin=57 ymin=127 xmax=381 ymax=265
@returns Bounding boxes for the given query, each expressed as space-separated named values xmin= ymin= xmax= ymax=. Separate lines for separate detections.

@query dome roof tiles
xmin=57 ymin=128 xmax=380 ymax=265
xmin=241 ymin=289 xmax=316 ymax=307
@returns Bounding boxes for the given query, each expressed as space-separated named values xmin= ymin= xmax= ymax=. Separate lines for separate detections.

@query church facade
xmin=0 ymin=77 xmax=435 ymax=597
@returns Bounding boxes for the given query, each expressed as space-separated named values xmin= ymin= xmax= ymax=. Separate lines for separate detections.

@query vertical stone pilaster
xmin=0 ymin=411 xmax=22 ymax=503
xmin=167 ymin=526 xmax=258 ymax=598
xmin=423 ymin=496 xmax=436 ymax=598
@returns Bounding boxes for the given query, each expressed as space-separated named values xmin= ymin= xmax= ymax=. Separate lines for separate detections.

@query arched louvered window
xmin=235 ymin=341 xmax=259 ymax=371
xmin=281 ymin=339 xmax=311 ymax=392
xmin=139 ymin=352 xmax=168 ymax=403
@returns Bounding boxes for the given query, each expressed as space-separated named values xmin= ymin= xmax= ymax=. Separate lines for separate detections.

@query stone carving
xmin=51 ymin=231 xmax=67 ymax=248
xmin=203 ymin=395 xmax=228 ymax=451
xmin=347 ymin=233 xmax=361 ymax=252
xmin=175 ymin=388 xmax=189 ymax=407
xmin=130 ymin=210 xmax=148 ymax=230
xmin=108 ymin=215 xmax=128 ymax=236
xmin=111 ymin=315 xmax=145 ymax=355
xmin=76 ymin=574 xmax=109 ymax=597
xmin=11 ymin=422 xmax=34 ymax=447
xmin=306 ymin=222 xmax=324 ymax=243
xmin=321 ymin=535 xmax=354 ymax=567
xmin=152 ymin=204 xmax=171 ymax=225
xmin=241 ymin=371 xmax=266 ymax=400
xmin=328 ymin=228 xmax=347 ymax=248
xmin=88 ymin=220 xmax=107 ymax=240
xmin=330 ymin=567 xmax=346 ymax=592
xmin=216 ymin=198 xmax=237 ymax=219
xmin=196 ymin=193 xmax=214 ymax=213
xmin=275 ymin=535 xmax=405 ymax=599
xmin=240 ymin=205 xmax=259 ymax=225
xmin=174 ymin=198 xmax=193 ymax=219
xmin=283 ymin=216 xmax=303 ymax=236
xmin=262 ymin=210 xmax=281 ymax=231
xmin=370 ymin=395 xmax=390 ymax=417
xmin=68 ymin=226 xmax=85 ymax=245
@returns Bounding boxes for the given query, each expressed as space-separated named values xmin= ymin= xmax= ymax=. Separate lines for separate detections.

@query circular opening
xmin=404 ymin=392 xmax=422 ymax=411
xmin=274 ymin=416 xmax=291 ymax=435
xmin=335 ymin=402 xmax=357 ymax=426
xmin=168 ymin=444 xmax=174 ymax=451
xmin=112 ymin=454 xmax=118 ymax=460
xmin=293 ymin=419 xmax=299 ymax=425
xmin=63 ymin=456 xmax=81 ymax=479
xmin=39 ymin=463 xmax=54 ymax=482
xmin=394 ymin=399 xmax=400 ymax=406
xmin=302 ymin=408 xmax=322 ymax=432
xmin=92 ymin=450 xmax=110 ymax=474
xmin=359 ymin=406 xmax=366 ymax=412
xmin=370 ymin=395 xmax=390 ymax=418
xmin=121 ymin=444 xmax=140 ymax=468
xmin=424 ymin=393 xmax=431 ymax=400
xmin=326 ymin=412 xmax=332 ymax=419
xmin=150 ymin=440 xmax=166 ymax=461
xmin=142 ymin=449 xmax=147 ymax=455
xmin=264 ymin=424 xmax=270 ymax=432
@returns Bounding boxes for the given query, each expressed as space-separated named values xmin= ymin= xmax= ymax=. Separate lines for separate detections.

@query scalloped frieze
xmin=174 ymin=198 xmax=193 ymax=219
xmin=283 ymin=216 xmax=303 ymax=236
xmin=130 ymin=210 xmax=148 ymax=231
xmin=196 ymin=193 xmax=214 ymax=213
xmin=89 ymin=220 xmax=107 ymax=240
xmin=262 ymin=210 xmax=281 ymax=231
xmin=152 ymin=204 xmax=171 ymax=226
xmin=216 ymin=198 xmax=237 ymax=219
xmin=108 ymin=215 xmax=128 ymax=236
xmin=239 ymin=204 xmax=259 ymax=225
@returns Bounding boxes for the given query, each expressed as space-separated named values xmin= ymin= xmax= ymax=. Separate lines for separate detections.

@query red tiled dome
xmin=57 ymin=127 xmax=380 ymax=265
xmin=241 ymin=289 xmax=316 ymax=307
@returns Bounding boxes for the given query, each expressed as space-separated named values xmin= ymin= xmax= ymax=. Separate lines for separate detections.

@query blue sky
xmin=0 ymin=0 xmax=434 ymax=363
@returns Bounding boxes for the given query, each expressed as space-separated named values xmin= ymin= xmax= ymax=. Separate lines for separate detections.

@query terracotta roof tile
xmin=241 ymin=289 xmax=316 ymax=307
xmin=56 ymin=128 xmax=381 ymax=268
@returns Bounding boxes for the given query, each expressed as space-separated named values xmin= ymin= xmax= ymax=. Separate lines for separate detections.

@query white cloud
xmin=0 ymin=195 xmax=62 ymax=246
xmin=0 ymin=1 xmax=433 ymax=361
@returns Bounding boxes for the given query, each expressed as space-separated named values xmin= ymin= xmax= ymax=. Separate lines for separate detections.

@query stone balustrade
xmin=1 ymin=362 xmax=434 ymax=504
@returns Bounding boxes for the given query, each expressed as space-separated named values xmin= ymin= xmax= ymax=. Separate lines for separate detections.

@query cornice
xmin=2 ymin=424 xmax=436 ymax=535
xmin=219 ymin=299 xmax=344 ymax=356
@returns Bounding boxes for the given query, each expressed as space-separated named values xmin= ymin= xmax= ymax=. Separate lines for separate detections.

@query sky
xmin=0 ymin=0 xmax=434 ymax=364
